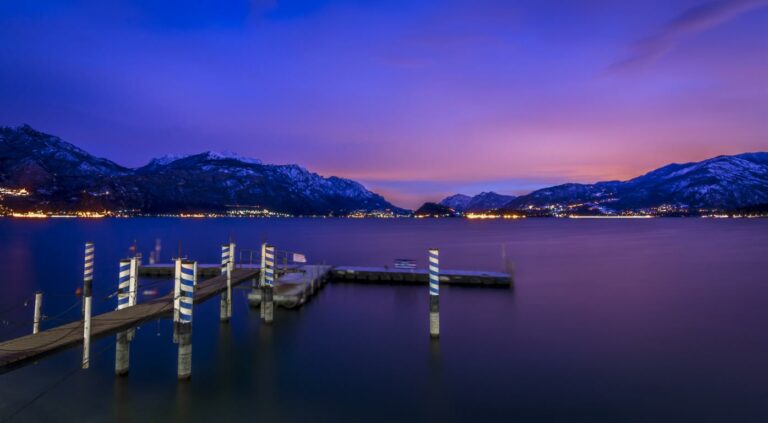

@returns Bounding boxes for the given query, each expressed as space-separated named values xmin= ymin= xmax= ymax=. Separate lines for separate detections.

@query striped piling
xmin=32 ymin=291 xmax=42 ymax=334
xmin=220 ymin=244 xmax=231 ymax=322
xmin=115 ymin=259 xmax=133 ymax=376
xmin=263 ymin=244 xmax=275 ymax=324
xmin=429 ymin=248 xmax=440 ymax=338
xmin=174 ymin=259 xmax=196 ymax=380
xmin=82 ymin=242 xmax=94 ymax=369
xmin=259 ymin=243 xmax=267 ymax=319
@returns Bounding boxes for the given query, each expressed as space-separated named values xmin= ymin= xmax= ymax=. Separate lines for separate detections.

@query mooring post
xmin=129 ymin=256 xmax=139 ymax=307
xmin=227 ymin=242 xmax=234 ymax=319
xmin=115 ymin=259 xmax=133 ymax=375
xmin=259 ymin=242 xmax=267 ymax=319
xmin=173 ymin=259 xmax=181 ymax=324
xmin=32 ymin=291 xmax=42 ymax=334
xmin=82 ymin=242 xmax=94 ymax=315
xmin=176 ymin=260 xmax=196 ymax=380
xmin=82 ymin=242 xmax=94 ymax=369
xmin=429 ymin=248 xmax=440 ymax=339
xmin=264 ymin=244 xmax=275 ymax=324
xmin=220 ymin=244 xmax=230 ymax=322
xmin=117 ymin=259 xmax=131 ymax=310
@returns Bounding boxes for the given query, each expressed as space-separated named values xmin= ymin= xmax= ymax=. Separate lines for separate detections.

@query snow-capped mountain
xmin=439 ymin=192 xmax=516 ymax=212
xmin=0 ymin=125 xmax=402 ymax=215
xmin=505 ymin=153 xmax=768 ymax=211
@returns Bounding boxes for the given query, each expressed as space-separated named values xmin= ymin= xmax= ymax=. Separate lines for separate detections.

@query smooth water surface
xmin=0 ymin=218 xmax=766 ymax=422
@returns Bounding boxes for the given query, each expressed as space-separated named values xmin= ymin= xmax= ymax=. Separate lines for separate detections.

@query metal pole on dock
xmin=429 ymin=248 xmax=440 ymax=339
xmin=264 ymin=244 xmax=275 ymax=324
xmin=176 ymin=260 xmax=196 ymax=380
xmin=82 ymin=242 xmax=94 ymax=369
xmin=220 ymin=244 xmax=230 ymax=322
xmin=32 ymin=291 xmax=42 ymax=334
xmin=173 ymin=259 xmax=181 ymax=324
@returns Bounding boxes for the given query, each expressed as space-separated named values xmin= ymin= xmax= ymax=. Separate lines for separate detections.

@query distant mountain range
xmin=0 ymin=125 xmax=402 ymax=215
xmin=439 ymin=192 xmax=516 ymax=213
xmin=437 ymin=153 xmax=768 ymax=215
xmin=2 ymin=125 xmax=767 ymax=217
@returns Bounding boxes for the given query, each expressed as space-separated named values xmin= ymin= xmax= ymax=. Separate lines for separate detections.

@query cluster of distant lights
xmin=1 ymin=186 xmax=766 ymax=218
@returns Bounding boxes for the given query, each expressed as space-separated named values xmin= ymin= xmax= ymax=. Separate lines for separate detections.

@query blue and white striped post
xmin=115 ymin=259 xmax=132 ymax=376
xmin=259 ymin=243 xmax=267 ymax=318
xmin=263 ymin=244 xmax=275 ymax=323
xmin=82 ymin=242 xmax=94 ymax=369
xmin=175 ymin=260 xmax=196 ymax=325
xmin=220 ymin=244 xmax=231 ymax=322
xmin=429 ymin=248 xmax=440 ymax=338
xmin=117 ymin=259 xmax=131 ymax=310
xmin=174 ymin=259 xmax=196 ymax=380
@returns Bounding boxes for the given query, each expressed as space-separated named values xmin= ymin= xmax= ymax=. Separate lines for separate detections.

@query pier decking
xmin=331 ymin=266 xmax=512 ymax=286
xmin=0 ymin=268 xmax=258 ymax=373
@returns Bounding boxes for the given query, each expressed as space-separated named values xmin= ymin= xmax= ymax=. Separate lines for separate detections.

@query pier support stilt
xmin=176 ymin=323 xmax=192 ymax=380
xmin=115 ymin=331 xmax=131 ymax=376
xmin=428 ymin=248 xmax=440 ymax=339
xmin=32 ymin=291 xmax=42 ymax=334
xmin=264 ymin=286 xmax=274 ymax=323
xmin=83 ymin=295 xmax=92 ymax=369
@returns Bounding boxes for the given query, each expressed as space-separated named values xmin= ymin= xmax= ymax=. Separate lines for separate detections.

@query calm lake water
xmin=0 ymin=218 xmax=767 ymax=422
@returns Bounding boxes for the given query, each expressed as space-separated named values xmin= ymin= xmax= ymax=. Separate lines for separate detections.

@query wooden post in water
xmin=32 ymin=291 xmax=42 ymax=334
xmin=264 ymin=244 xmax=275 ymax=324
xmin=220 ymin=244 xmax=231 ymax=322
xmin=176 ymin=260 xmax=196 ymax=380
xmin=428 ymin=248 xmax=440 ymax=339
xmin=82 ymin=242 xmax=94 ymax=369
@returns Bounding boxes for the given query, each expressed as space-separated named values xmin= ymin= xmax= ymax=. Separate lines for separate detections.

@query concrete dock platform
xmin=248 ymin=265 xmax=331 ymax=309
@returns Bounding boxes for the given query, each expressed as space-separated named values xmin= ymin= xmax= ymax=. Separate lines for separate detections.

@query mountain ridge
xmin=0 ymin=125 xmax=403 ymax=215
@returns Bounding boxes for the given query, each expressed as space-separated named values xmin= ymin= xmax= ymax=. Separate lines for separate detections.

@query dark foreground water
xmin=0 ymin=218 xmax=767 ymax=422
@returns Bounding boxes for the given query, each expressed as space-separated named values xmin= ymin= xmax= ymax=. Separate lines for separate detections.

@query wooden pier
xmin=0 ymin=268 xmax=258 ymax=373
xmin=0 ymin=256 xmax=511 ymax=375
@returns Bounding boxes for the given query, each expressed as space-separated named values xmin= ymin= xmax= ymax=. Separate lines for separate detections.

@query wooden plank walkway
xmin=0 ymin=268 xmax=258 ymax=373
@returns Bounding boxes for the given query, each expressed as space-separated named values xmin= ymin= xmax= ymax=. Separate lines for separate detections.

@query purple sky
xmin=1 ymin=0 xmax=767 ymax=208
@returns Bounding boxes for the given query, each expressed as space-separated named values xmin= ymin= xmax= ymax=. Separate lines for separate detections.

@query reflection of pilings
xmin=115 ymin=331 xmax=131 ymax=376
xmin=429 ymin=248 xmax=440 ymax=339
xmin=177 ymin=323 xmax=192 ymax=380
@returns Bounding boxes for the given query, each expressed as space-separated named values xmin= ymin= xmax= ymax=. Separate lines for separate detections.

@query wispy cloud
xmin=609 ymin=0 xmax=768 ymax=72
